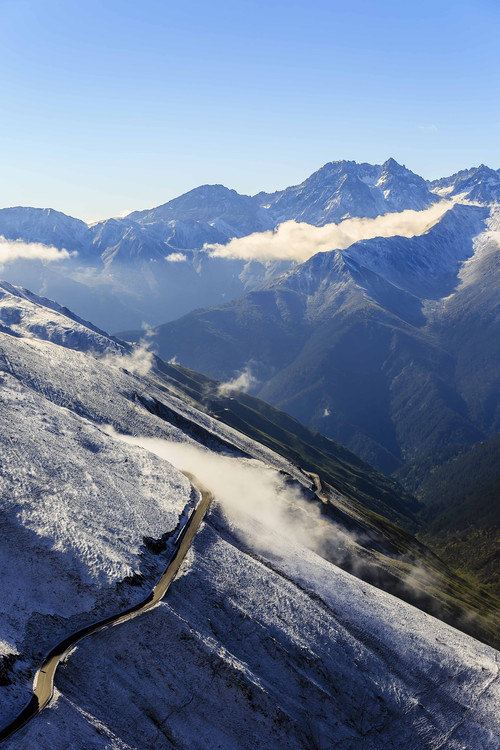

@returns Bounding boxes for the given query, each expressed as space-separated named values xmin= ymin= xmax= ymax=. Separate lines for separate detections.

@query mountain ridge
xmin=1 ymin=158 xmax=497 ymax=332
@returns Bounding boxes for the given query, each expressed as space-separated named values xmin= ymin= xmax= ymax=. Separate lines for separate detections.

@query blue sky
xmin=1 ymin=0 xmax=498 ymax=220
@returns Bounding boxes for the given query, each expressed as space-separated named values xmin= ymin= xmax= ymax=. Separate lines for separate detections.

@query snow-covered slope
xmin=0 ymin=282 xmax=499 ymax=748
xmin=7 ymin=512 xmax=500 ymax=750
xmin=0 ymin=207 xmax=89 ymax=254
xmin=0 ymin=281 xmax=123 ymax=352
xmin=129 ymin=183 xmax=274 ymax=237
xmin=0 ymin=282 xmax=302 ymax=724
xmin=339 ymin=203 xmax=488 ymax=300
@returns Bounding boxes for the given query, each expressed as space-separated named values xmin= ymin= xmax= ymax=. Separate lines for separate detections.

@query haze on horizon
xmin=1 ymin=0 xmax=499 ymax=221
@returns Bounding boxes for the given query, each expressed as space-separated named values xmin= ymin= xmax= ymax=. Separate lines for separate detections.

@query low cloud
xmin=217 ymin=365 xmax=257 ymax=396
xmin=101 ymin=341 xmax=154 ymax=376
xmin=0 ymin=237 xmax=76 ymax=264
xmin=165 ymin=252 xmax=187 ymax=263
xmin=124 ymin=341 xmax=155 ymax=376
xmin=106 ymin=430 xmax=482 ymax=633
xmin=104 ymin=432 xmax=357 ymax=559
xmin=206 ymin=202 xmax=451 ymax=263
xmin=101 ymin=325 xmax=155 ymax=376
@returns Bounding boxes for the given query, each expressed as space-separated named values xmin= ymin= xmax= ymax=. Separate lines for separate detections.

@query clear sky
xmin=1 ymin=0 xmax=499 ymax=221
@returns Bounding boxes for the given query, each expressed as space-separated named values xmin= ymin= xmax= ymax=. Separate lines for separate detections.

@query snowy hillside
xmin=0 ymin=282 xmax=499 ymax=748
xmin=6 ymin=501 xmax=500 ymax=749
xmin=0 ymin=282 xmax=302 ymax=725
xmin=0 ymin=207 xmax=89 ymax=255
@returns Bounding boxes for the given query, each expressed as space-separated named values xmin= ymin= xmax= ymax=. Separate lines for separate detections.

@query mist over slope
xmin=0 ymin=280 xmax=498 ymax=748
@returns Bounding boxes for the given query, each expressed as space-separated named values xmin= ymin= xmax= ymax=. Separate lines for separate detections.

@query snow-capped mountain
xmin=0 ymin=157 xmax=453 ymax=332
xmin=0 ymin=207 xmax=90 ymax=254
xmin=374 ymin=157 xmax=437 ymax=211
xmin=429 ymin=164 xmax=500 ymax=203
xmin=0 ymin=281 xmax=498 ymax=749
xmin=129 ymin=183 xmax=274 ymax=236
xmin=257 ymin=157 xmax=438 ymax=224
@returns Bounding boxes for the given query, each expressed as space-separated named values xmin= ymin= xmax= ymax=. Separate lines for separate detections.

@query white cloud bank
xmin=206 ymin=202 xmax=452 ymax=263
xmin=0 ymin=237 xmax=75 ymax=264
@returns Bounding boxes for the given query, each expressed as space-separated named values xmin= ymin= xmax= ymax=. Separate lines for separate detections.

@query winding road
xmin=303 ymin=470 xmax=329 ymax=505
xmin=0 ymin=471 xmax=213 ymax=744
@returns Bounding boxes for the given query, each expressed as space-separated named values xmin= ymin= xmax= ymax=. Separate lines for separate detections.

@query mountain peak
xmin=475 ymin=163 xmax=497 ymax=176
xmin=381 ymin=157 xmax=415 ymax=175
xmin=181 ymin=183 xmax=242 ymax=198
xmin=430 ymin=163 xmax=500 ymax=203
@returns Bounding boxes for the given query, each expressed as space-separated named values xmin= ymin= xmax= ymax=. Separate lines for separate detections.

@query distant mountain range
xmin=1 ymin=159 xmax=498 ymax=331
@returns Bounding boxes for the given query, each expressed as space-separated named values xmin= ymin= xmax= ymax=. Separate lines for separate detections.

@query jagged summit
xmin=254 ymin=157 xmax=439 ymax=224
xmin=430 ymin=164 xmax=500 ymax=203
